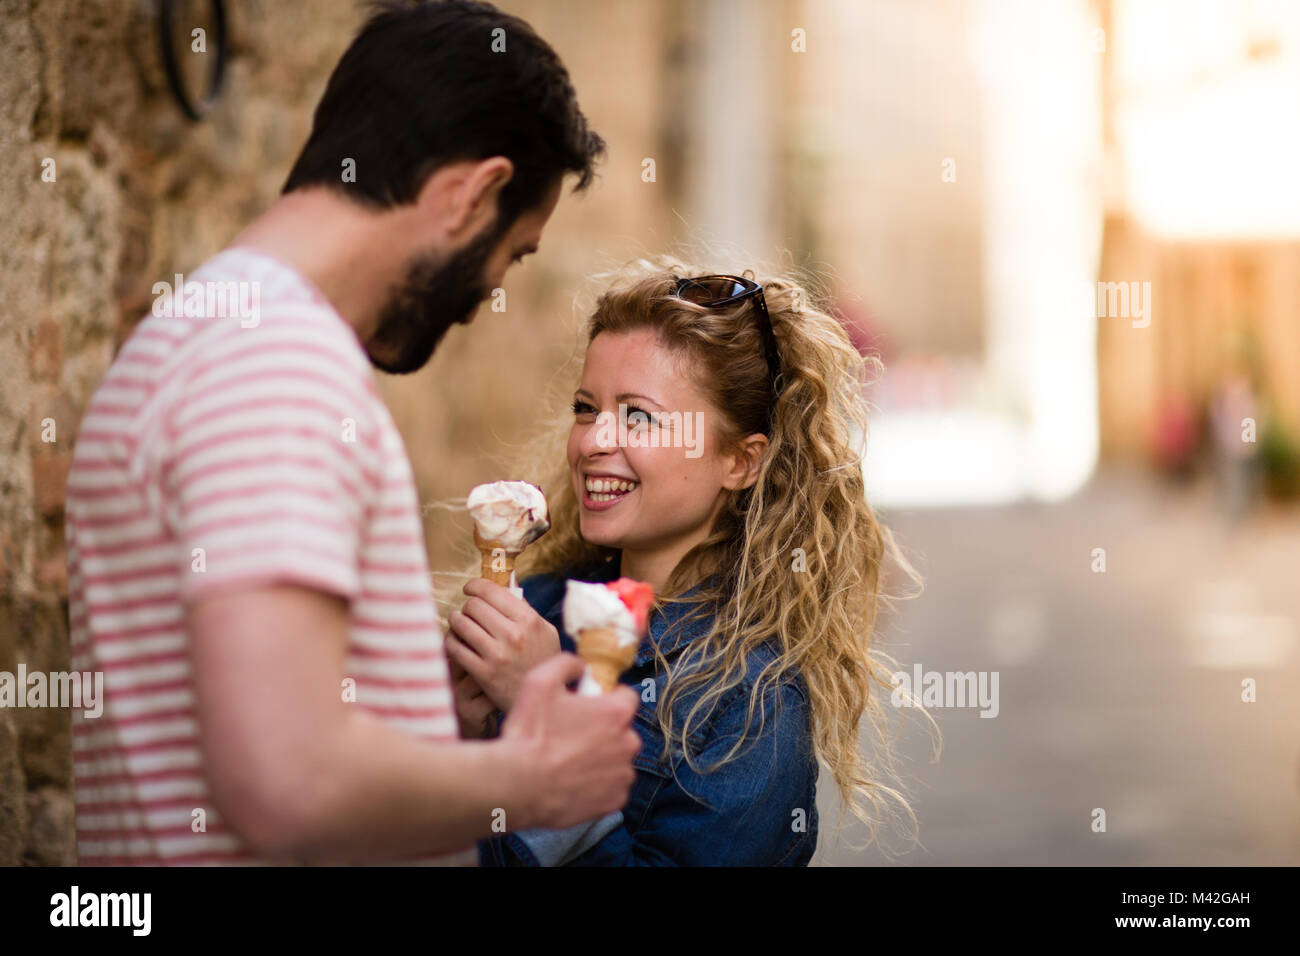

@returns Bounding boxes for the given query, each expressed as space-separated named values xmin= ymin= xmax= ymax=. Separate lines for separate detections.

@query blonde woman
xmin=445 ymin=261 xmax=918 ymax=865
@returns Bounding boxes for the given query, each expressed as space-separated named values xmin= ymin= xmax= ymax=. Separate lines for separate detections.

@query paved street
xmin=814 ymin=466 xmax=1300 ymax=865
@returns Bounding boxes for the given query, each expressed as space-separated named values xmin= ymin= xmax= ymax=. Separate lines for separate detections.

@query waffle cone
xmin=576 ymin=627 xmax=638 ymax=692
xmin=473 ymin=530 xmax=519 ymax=587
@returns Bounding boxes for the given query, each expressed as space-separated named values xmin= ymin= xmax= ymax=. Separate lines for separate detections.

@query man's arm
xmin=189 ymin=584 xmax=640 ymax=863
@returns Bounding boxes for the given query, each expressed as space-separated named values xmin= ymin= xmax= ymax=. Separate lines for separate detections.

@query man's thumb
xmin=515 ymin=653 xmax=587 ymax=712
xmin=522 ymin=655 xmax=590 ymax=691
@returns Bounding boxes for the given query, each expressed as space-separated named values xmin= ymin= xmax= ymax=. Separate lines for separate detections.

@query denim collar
xmin=638 ymin=589 xmax=716 ymax=667
xmin=541 ymin=556 xmax=717 ymax=667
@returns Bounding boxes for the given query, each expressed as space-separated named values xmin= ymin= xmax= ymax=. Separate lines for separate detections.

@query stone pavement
xmin=813 ymin=466 xmax=1300 ymax=865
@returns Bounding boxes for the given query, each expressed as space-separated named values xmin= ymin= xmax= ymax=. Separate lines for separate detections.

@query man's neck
xmin=227 ymin=189 xmax=403 ymax=343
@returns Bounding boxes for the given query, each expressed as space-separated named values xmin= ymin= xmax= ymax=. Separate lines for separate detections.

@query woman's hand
xmin=446 ymin=579 xmax=562 ymax=712
xmin=448 ymin=655 xmax=498 ymax=739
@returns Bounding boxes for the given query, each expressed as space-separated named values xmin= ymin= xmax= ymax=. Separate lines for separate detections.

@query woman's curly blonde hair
xmin=475 ymin=254 xmax=934 ymax=850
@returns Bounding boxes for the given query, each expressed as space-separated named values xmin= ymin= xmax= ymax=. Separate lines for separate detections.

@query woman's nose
xmin=577 ymin=412 xmax=617 ymax=458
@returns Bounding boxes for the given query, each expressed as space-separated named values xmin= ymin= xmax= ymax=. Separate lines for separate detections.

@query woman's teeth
xmin=585 ymin=476 xmax=639 ymax=501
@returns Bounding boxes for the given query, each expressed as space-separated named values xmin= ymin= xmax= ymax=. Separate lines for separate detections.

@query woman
xmin=444 ymin=260 xmax=919 ymax=865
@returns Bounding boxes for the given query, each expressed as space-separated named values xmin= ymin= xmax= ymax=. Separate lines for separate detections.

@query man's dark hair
xmin=283 ymin=0 xmax=604 ymax=231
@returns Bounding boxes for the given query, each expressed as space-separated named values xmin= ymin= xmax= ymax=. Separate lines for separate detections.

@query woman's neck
xmin=617 ymin=550 xmax=676 ymax=597
xmin=615 ymin=496 xmax=728 ymax=596
xmin=619 ymin=540 xmax=716 ymax=598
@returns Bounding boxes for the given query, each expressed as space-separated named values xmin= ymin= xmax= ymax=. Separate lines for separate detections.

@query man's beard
xmin=366 ymin=221 xmax=503 ymax=375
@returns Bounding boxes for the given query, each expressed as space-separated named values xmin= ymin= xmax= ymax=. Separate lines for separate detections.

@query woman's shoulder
xmin=660 ymin=602 xmax=809 ymax=711
xmin=677 ymin=640 xmax=811 ymax=750
xmin=743 ymin=638 xmax=811 ymax=705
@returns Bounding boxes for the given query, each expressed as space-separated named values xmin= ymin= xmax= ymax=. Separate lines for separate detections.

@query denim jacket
xmin=478 ymin=558 xmax=819 ymax=866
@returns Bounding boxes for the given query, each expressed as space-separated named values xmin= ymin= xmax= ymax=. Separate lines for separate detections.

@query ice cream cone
xmin=474 ymin=529 xmax=518 ymax=587
xmin=576 ymin=626 xmax=638 ymax=692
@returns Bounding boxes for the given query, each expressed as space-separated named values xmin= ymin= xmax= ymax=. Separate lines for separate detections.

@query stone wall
xmin=0 ymin=0 xmax=366 ymax=864
xmin=0 ymin=0 xmax=677 ymax=864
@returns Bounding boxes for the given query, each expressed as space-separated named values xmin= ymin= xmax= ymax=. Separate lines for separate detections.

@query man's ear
xmin=722 ymin=433 xmax=769 ymax=491
xmin=414 ymin=156 xmax=514 ymax=240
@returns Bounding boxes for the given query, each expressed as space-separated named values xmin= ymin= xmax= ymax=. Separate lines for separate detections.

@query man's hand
xmin=499 ymin=654 xmax=641 ymax=831
xmin=447 ymin=579 xmax=562 ymax=711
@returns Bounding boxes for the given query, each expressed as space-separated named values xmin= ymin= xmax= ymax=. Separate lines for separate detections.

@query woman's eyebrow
xmin=617 ymin=392 xmax=664 ymax=409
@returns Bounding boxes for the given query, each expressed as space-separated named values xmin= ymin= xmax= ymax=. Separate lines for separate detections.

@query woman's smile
xmin=581 ymin=471 xmax=641 ymax=510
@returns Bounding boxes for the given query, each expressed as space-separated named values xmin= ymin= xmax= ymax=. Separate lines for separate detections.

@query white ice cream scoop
xmin=467 ymin=480 xmax=550 ymax=552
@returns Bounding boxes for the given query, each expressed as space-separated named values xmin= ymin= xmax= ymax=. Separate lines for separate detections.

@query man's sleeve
xmin=159 ymin=326 xmax=383 ymax=604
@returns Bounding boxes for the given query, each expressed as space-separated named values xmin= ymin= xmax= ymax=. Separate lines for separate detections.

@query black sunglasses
xmin=672 ymin=274 xmax=783 ymax=391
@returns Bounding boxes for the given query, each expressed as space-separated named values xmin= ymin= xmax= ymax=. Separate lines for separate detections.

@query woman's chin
xmin=578 ymin=518 xmax=623 ymax=550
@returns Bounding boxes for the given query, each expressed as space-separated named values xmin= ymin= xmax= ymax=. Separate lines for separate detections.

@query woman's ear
xmin=722 ymin=433 xmax=769 ymax=491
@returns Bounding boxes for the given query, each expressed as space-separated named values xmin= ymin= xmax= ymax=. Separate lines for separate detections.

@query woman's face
xmin=567 ymin=328 xmax=741 ymax=557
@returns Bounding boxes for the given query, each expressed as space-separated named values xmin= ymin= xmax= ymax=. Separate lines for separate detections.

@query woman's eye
xmin=571 ymin=399 xmax=597 ymax=417
xmin=626 ymin=406 xmax=658 ymax=430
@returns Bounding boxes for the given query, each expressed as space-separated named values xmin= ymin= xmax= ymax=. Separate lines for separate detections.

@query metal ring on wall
xmin=158 ymin=0 xmax=228 ymax=121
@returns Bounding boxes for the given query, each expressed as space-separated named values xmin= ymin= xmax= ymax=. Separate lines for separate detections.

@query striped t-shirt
xmin=67 ymin=247 xmax=462 ymax=864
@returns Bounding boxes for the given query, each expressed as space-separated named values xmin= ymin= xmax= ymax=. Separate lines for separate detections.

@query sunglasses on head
xmin=671 ymin=274 xmax=783 ymax=391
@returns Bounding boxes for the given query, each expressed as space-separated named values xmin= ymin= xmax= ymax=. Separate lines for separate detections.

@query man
xmin=66 ymin=0 xmax=639 ymax=865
